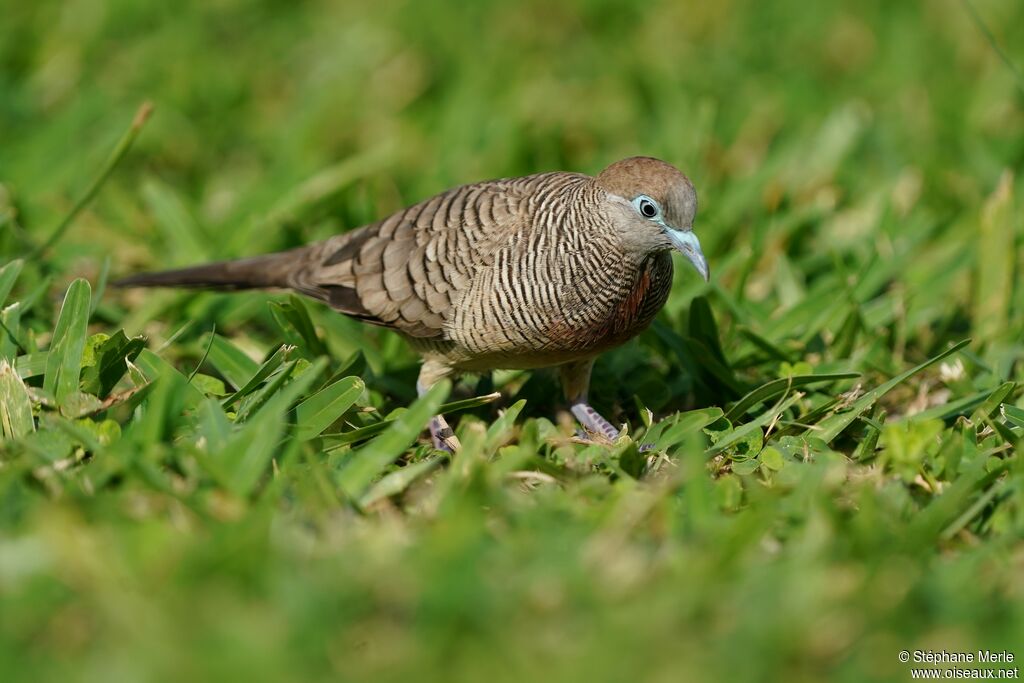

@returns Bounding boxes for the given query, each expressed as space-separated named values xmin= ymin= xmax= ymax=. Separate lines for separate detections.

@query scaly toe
xmin=430 ymin=417 xmax=461 ymax=453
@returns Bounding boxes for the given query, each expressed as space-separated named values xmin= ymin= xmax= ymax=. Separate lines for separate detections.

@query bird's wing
xmin=288 ymin=177 xmax=543 ymax=339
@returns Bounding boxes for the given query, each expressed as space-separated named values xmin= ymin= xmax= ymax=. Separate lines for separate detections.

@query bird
xmin=116 ymin=156 xmax=708 ymax=451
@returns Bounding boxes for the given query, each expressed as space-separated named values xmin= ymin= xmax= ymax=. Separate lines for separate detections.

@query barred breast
xmin=443 ymin=180 xmax=673 ymax=369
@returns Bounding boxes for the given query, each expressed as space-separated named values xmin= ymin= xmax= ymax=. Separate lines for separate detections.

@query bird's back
xmin=119 ymin=169 xmax=675 ymax=370
xmin=289 ymin=171 xmax=672 ymax=367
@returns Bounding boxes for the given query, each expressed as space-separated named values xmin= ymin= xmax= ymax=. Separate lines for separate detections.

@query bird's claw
xmin=572 ymin=427 xmax=654 ymax=452
xmin=429 ymin=416 xmax=461 ymax=453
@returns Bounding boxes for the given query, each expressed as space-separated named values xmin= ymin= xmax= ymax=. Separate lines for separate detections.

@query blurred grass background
xmin=1 ymin=0 xmax=1023 ymax=681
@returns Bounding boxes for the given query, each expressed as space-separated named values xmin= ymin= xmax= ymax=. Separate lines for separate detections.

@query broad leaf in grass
xmin=715 ymin=474 xmax=744 ymax=510
xmin=295 ymin=376 xmax=364 ymax=440
xmin=618 ymin=441 xmax=646 ymax=479
xmin=234 ymin=360 xmax=298 ymax=422
xmin=642 ymin=407 xmax=722 ymax=452
xmin=0 ymin=359 xmax=34 ymax=438
xmin=731 ymin=458 xmax=761 ymax=475
xmin=760 ymin=446 xmax=786 ymax=471
xmin=204 ymin=333 xmax=260 ymax=390
xmin=133 ymin=349 xmax=205 ymax=408
xmin=0 ymin=302 xmax=23 ymax=361
xmin=270 ymin=296 xmax=328 ymax=358
xmin=43 ymin=279 xmax=91 ymax=406
xmin=80 ymin=330 xmax=145 ymax=397
xmin=705 ymin=414 xmax=763 ymax=460
xmin=359 ymin=456 xmax=447 ymax=508
xmin=196 ymin=397 xmax=232 ymax=455
xmin=1001 ymin=404 xmax=1024 ymax=430
xmin=221 ymin=344 xmax=293 ymax=407
xmin=190 ymin=374 xmax=227 ymax=396
xmin=337 ymin=380 xmax=449 ymax=500
xmin=484 ymin=399 xmax=526 ymax=454
xmin=688 ymin=296 xmax=729 ymax=366
xmin=216 ymin=357 xmax=326 ymax=496
xmin=73 ymin=417 xmax=121 ymax=448
xmin=60 ymin=391 xmax=105 ymax=419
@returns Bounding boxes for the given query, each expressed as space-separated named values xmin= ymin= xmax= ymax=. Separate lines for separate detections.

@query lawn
xmin=1 ymin=0 xmax=1023 ymax=681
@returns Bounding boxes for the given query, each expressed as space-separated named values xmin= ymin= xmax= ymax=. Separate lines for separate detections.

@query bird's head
xmin=596 ymin=156 xmax=708 ymax=281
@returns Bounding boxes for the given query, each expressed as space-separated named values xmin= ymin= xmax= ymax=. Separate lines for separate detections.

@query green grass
xmin=2 ymin=1 xmax=1024 ymax=681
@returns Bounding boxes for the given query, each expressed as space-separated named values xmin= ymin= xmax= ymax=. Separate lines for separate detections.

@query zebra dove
xmin=116 ymin=157 xmax=708 ymax=450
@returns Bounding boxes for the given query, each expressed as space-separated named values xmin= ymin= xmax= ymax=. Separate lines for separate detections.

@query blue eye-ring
xmin=634 ymin=195 xmax=660 ymax=219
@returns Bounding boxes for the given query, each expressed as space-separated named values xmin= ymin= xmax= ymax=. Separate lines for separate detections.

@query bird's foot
xmin=570 ymin=402 xmax=620 ymax=441
xmin=572 ymin=428 xmax=656 ymax=452
xmin=571 ymin=403 xmax=654 ymax=451
xmin=430 ymin=415 xmax=461 ymax=453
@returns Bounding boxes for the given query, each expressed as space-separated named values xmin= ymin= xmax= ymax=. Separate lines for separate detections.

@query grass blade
xmin=321 ymin=392 xmax=504 ymax=449
xmin=359 ymin=456 xmax=447 ymax=508
xmin=220 ymin=358 xmax=326 ymax=496
xmin=708 ymin=392 xmax=803 ymax=455
xmin=133 ymin=349 xmax=206 ymax=407
xmin=813 ymin=340 xmax=970 ymax=444
xmin=269 ymin=296 xmax=329 ymax=358
xmin=337 ymin=380 xmax=450 ymax=500
xmin=0 ymin=259 xmax=23 ymax=308
xmin=43 ymin=279 xmax=92 ymax=405
xmin=295 ymin=376 xmax=364 ymax=440
xmin=968 ymin=381 xmax=1016 ymax=423
xmin=80 ymin=330 xmax=145 ymax=397
xmin=204 ymin=334 xmax=261 ymax=391
xmin=724 ymin=372 xmax=859 ymax=422
xmin=1002 ymin=404 xmax=1024 ymax=429
xmin=0 ymin=302 xmax=24 ymax=361
xmin=0 ymin=359 xmax=35 ymax=438
xmin=221 ymin=344 xmax=293 ymax=407
xmin=484 ymin=399 xmax=526 ymax=454
xmin=142 ymin=178 xmax=211 ymax=263
xmin=14 ymin=352 xmax=47 ymax=379
xmin=31 ymin=102 xmax=153 ymax=258
xmin=973 ymin=172 xmax=1015 ymax=343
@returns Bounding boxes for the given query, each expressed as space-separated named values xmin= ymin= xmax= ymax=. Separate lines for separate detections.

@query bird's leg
xmin=560 ymin=359 xmax=620 ymax=441
xmin=418 ymin=359 xmax=461 ymax=452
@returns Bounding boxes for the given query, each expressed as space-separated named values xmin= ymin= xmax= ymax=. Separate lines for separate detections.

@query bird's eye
xmin=635 ymin=196 xmax=660 ymax=219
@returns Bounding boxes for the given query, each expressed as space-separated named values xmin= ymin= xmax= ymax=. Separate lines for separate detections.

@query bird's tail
xmin=113 ymin=247 xmax=312 ymax=292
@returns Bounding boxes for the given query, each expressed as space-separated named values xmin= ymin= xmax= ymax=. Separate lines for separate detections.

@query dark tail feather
xmin=113 ymin=248 xmax=309 ymax=291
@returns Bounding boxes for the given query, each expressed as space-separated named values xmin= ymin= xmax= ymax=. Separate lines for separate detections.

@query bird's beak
xmin=666 ymin=228 xmax=709 ymax=282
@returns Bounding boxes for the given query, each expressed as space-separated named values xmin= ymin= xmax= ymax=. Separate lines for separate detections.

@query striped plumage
xmin=117 ymin=157 xmax=708 ymax=449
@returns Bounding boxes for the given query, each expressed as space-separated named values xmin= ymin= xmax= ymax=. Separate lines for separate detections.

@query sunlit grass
xmin=1 ymin=1 xmax=1023 ymax=681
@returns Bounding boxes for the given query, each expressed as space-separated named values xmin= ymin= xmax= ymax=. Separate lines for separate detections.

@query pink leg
xmin=561 ymin=359 xmax=620 ymax=440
